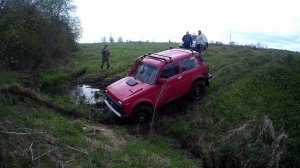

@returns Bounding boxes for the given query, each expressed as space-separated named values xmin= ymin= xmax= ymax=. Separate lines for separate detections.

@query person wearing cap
xmin=101 ymin=44 xmax=110 ymax=69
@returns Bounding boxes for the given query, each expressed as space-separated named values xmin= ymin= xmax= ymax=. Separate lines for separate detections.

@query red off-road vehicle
xmin=104 ymin=48 xmax=212 ymax=123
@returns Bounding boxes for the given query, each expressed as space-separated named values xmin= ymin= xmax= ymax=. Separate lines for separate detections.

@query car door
xmin=157 ymin=62 xmax=182 ymax=105
xmin=177 ymin=56 xmax=200 ymax=93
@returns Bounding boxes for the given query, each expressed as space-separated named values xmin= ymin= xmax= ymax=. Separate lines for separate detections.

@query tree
xmin=109 ymin=36 xmax=114 ymax=43
xmin=101 ymin=36 xmax=107 ymax=43
xmin=117 ymin=36 xmax=123 ymax=43
xmin=0 ymin=0 xmax=81 ymax=69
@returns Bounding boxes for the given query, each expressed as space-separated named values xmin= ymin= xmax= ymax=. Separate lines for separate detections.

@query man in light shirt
xmin=195 ymin=30 xmax=205 ymax=53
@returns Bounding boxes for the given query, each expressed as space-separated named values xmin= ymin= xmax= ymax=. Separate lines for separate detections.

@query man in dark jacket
xmin=101 ymin=44 xmax=110 ymax=69
xmin=182 ymin=31 xmax=193 ymax=49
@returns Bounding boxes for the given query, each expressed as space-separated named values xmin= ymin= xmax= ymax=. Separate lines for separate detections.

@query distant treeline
xmin=0 ymin=0 xmax=81 ymax=70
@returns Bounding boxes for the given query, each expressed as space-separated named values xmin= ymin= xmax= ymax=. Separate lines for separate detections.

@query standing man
xmin=182 ymin=31 xmax=193 ymax=49
xmin=196 ymin=30 xmax=205 ymax=53
xmin=101 ymin=44 xmax=110 ymax=69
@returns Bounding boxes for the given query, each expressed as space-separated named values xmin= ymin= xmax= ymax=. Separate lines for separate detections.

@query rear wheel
xmin=131 ymin=105 xmax=153 ymax=124
xmin=189 ymin=81 xmax=206 ymax=100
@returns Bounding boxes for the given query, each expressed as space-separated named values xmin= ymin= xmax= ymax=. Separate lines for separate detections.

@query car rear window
xmin=180 ymin=56 xmax=199 ymax=72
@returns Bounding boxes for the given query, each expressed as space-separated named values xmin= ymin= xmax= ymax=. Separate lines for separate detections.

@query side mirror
xmin=157 ymin=78 xmax=167 ymax=84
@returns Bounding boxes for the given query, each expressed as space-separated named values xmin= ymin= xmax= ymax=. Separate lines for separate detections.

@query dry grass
xmin=195 ymin=115 xmax=289 ymax=168
xmin=260 ymin=115 xmax=275 ymax=140
xmin=223 ymin=117 xmax=255 ymax=143
xmin=83 ymin=124 xmax=128 ymax=152
xmin=201 ymin=142 xmax=221 ymax=168
xmin=147 ymin=153 xmax=170 ymax=168
xmin=267 ymin=132 xmax=288 ymax=168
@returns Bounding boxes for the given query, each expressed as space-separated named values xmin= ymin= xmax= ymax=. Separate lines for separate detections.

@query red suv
xmin=105 ymin=48 xmax=212 ymax=123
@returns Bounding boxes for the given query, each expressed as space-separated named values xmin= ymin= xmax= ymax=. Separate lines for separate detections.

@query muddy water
xmin=68 ymin=85 xmax=104 ymax=104
xmin=42 ymin=84 xmax=105 ymax=105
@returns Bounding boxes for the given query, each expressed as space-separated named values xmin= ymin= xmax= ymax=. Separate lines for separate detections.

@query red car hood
xmin=106 ymin=77 xmax=149 ymax=102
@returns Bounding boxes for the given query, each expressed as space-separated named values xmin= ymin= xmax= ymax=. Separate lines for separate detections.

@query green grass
xmin=0 ymin=71 xmax=23 ymax=86
xmin=35 ymin=42 xmax=178 ymax=86
xmin=159 ymin=46 xmax=300 ymax=167
xmin=112 ymin=136 xmax=201 ymax=168
xmin=0 ymin=67 xmax=201 ymax=167
xmin=1 ymin=43 xmax=299 ymax=167
xmin=37 ymin=69 xmax=71 ymax=86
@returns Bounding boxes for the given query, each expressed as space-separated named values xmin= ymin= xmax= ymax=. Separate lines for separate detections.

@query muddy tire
xmin=189 ymin=81 xmax=205 ymax=100
xmin=131 ymin=105 xmax=153 ymax=124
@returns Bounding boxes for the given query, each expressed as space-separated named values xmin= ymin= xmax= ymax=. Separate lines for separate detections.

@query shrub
xmin=0 ymin=0 xmax=81 ymax=69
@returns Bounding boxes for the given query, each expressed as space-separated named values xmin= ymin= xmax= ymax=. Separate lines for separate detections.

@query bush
xmin=0 ymin=0 xmax=81 ymax=69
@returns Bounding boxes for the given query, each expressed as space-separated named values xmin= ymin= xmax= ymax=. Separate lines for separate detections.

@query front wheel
xmin=189 ymin=81 xmax=206 ymax=100
xmin=131 ymin=105 xmax=153 ymax=124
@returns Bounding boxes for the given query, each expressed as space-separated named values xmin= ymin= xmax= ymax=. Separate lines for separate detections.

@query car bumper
xmin=104 ymin=94 xmax=127 ymax=118
xmin=104 ymin=100 xmax=120 ymax=117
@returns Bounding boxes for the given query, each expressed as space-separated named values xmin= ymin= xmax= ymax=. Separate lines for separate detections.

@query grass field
xmin=0 ymin=42 xmax=299 ymax=167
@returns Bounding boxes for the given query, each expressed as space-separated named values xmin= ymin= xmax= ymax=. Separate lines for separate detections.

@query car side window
xmin=160 ymin=63 xmax=179 ymax=79
xmin=180 ymin=56 xmax=199 ymax=72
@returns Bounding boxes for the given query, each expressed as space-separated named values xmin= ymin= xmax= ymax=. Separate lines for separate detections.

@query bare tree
xmin=101 ymin=36 xmax=106 ymax=43
xmin=117 ymin=36 xmax=123 ymax=43
xmin=256 ymin=42 xmax=262 ymax=48
xmin=109 ymin=36 xmax=114 ymax=43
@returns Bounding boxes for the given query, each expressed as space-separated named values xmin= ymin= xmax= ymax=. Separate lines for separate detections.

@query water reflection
xmin=68 ymin=85 xmax=103 ymax=104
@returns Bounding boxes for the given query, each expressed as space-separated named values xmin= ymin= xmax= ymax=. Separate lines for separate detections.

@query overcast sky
xmin=74 ymin=0 xmax=300 ymax=52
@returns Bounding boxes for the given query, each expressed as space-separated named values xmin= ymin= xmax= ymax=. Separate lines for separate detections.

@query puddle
xmin=68 ymin=85 xmax=104 ymax=104
xmin=41 ymin=84 xmax=105 ymax=105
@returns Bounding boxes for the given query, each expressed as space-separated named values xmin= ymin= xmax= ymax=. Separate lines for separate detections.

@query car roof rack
xmin=179 ymin=49 xmax=196 ymax=55
xmin=143 ymin=53 xmax=172 ymax=63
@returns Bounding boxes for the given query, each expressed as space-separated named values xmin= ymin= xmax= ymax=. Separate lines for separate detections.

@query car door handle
xmin=178 ymin=76 xmax=182 ymax=79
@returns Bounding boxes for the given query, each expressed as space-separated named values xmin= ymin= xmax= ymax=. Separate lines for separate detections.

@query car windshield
xmin=132 ymin=62 xmax=158 ymax=84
